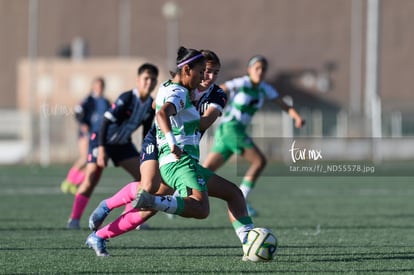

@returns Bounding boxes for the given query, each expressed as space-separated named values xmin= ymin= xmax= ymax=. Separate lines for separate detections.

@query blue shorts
xmin=140 ymin=126 xmax=159 ymax=164
xmin=88 ymin=132 xmax=140 ymax=166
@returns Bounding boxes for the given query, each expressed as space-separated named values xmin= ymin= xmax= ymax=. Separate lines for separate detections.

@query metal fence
xmin=1 ymin=108 xmax=413 ymax=165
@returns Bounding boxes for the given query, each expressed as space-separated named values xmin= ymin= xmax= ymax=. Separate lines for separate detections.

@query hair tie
xmin=177 ymin=53 xmax=204 ymax=68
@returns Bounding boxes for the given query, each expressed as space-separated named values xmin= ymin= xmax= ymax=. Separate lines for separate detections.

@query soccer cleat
xmin=67 ymin=218 xmax=80 ymax=230
xmin=131 ymin=189 xmax=155 ymax=209
xmin=85 ymin=232 xmax=109 ymax=257
xmin=60 ymin=180 xmax=78 ymax=195
xmin=89 ymin=200 xmax=111 ymax=231
xmin=246 ymin=202 xmax=258 ymax=217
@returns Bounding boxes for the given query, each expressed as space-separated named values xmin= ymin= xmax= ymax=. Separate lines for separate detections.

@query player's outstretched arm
xmin=273 ymin=97 xmax=305 ymax=128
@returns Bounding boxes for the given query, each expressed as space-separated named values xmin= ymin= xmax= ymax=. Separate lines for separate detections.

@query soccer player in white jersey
xmin=203 ymin=55 xmax=305 ymax=216
xmin=66 ymin=64 xmax=158 ymax=229
xmin=86 ymin=48 xmax=254 ymax=259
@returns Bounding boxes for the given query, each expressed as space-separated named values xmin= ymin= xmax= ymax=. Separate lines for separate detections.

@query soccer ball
xmin=243 ymin=227 xmax=278 ymax=262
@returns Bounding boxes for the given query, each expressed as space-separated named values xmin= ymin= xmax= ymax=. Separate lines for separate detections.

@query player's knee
xmin=251 ymin=161 xmax=266 ymax=172
xmin=254 ymin=155 xmax=267 ymax=170
xmin=194 ymin=203 xmax=210 ymax=219
xmin=141 ymin=180 xmax=159 ymax=194
xmin=197 ymin=207 xmax=210 ymax=219
xmin=234 ymin=186 xmax=244 ymax=199
xmin=260 ymin=156 xmax=267 ymax=169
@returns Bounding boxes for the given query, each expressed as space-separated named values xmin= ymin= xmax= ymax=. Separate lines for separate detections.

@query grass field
xmin=1 ymin=163 xmax=414 ymax=274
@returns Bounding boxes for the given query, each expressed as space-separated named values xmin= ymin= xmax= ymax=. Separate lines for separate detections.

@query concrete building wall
xmin=1 ymin=0 xmax=414 ymax=112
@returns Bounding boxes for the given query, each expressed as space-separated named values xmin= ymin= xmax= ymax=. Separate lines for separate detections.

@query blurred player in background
xmin=60 ymin=77 xmax=110 ymax=195
xmin=85 ymin=48 xmax=253 ymax=258
xmin=203 ymin=55 xmax=305 ymax=216
xmin=66 ymin=63 xmax=158 ymax=229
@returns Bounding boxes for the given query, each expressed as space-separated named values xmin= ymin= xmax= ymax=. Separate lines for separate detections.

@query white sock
xmin=153 ymin=195 xmax=178 ymax=214
xmin=236 ymin=224 xmax=254 ymax=244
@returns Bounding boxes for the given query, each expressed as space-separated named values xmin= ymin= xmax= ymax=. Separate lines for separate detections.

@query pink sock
xmin=105 ymin=181 xmax=139 ymax=210
xmin=96 ymin=208 xmax=144 ymax=239
xmin=70 ymin=193 xmax=89 ymax=220
xmin=73 ymin=170 xmax=85 ymax=185
xmin=67 ymin=168 xmax=78 ymax=184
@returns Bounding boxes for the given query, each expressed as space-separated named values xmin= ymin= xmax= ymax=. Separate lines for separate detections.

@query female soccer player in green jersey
xmin=133 ymin=48 xmax=252 ymax=234
xmin=203 ymin=55 xmax=305 ymax=216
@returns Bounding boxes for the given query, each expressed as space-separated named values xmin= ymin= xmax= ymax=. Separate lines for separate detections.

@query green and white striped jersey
xmin=155 ymin=80 xmax=201 ymax=166
xmin=221 ymin=75 xmax=279 ymax=126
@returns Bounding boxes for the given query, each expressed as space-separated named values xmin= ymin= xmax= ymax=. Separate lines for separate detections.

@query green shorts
xmin=160 ymin=154 xmax=213 ymax=197
xmin=211 ymin=120 xmax=254 ymax=161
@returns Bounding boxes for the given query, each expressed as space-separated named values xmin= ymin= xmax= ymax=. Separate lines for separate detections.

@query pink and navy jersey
xmin=101 ymin=88 xmax=154 ymax=145
xmin=74 ymin=94 xmax=111 ymax=133
xmin=193 ymin=84 xmax=227 ymax=117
